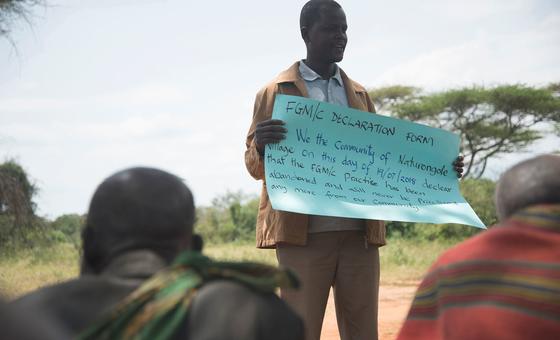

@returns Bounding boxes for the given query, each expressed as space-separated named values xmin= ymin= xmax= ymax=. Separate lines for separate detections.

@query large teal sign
xmin=265 ymin=94 xmax=485 ymax=228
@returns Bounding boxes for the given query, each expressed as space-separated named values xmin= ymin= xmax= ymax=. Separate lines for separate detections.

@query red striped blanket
xmin=397 ymin=204 xmax=560 ymax=340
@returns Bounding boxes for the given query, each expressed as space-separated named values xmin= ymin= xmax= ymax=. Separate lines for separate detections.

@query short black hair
xmin=82 ymin=167 xmax=195 ymax=273
xmin=300 ymin=0 xmax=342 ymax=30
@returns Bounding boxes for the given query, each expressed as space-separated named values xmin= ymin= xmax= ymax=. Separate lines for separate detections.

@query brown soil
xmin=320 ymin=284 xmax=418 ymax=340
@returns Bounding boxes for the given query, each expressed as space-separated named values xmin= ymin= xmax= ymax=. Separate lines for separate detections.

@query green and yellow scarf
xmin=78 ymin=251 xmax=298 ymax=340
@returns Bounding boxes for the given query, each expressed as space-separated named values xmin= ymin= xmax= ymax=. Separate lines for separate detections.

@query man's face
xmin=305 ymin=7 xmax=348 ymax=64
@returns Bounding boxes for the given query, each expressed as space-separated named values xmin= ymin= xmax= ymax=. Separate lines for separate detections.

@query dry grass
xmin=0 ymin=239 xmax=457 ymax=299
xmin=379 ymin=238 xmax=457 ymax=285
xmin=207 ymin=239 xmax=458 ymax=285
xmin=204 ymin=242 xmax=277 ymax=265
xmin=0 ymin=243 xmax=78 ymax=299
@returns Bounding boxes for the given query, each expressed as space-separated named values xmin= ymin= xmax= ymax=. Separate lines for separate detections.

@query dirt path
xmin=320 ymin=284 xmax=417 ymax=340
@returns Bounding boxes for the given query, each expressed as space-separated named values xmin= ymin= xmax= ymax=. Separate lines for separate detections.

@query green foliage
xmin=369 ymin=85 xmax=420 ymax=113
xmin=196 ymin=179 xmax=496 ymax=244
xmin=0 ymin=238 xmax=457 ymax=298
xmin=0 ymin=159 xmax=37 ymax=215
xmin=197 ymin=179 xmax=497 ymax=244
xmin=195 ymin=191 xmax=259 ymax=244
xmin=0 ymin=161 xmax=87 ymax=249
xmin=387 ymin=178 xmax=497 ymax=241
xmin=50 ymin=213 xmax=85 ymax=248
xmin=370 ymin=84 xmax=560 ymax=178
xmin=412 ymin=222 xmax=479 ymax=242
xmin=0 ymin=0 xmax=44 ymax=38
xmin=380 ymin=238 xmax=458 ymax=283
xmin=0 ymin=159 xmax=40 ymax=245
xmin=0 ymin=216 xmax=51 ymax=251
xmin=459 ymin=178 xmax=498 ymax=226
xmin=547 ymin=82 xmax=560 ymax=94
xmin=204 ymin=242 xmax=277 ymax=266
xmin=385 ymin=221 xmax=416 ymax=239
xmin=0 ymin=242 xmax=79 ymax=298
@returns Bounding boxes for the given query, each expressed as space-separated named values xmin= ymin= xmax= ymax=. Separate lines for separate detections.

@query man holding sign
xmin=244 ymin=1 xmax=463 ymax=339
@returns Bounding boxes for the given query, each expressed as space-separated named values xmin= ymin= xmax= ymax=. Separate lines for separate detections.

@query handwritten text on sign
xmin=264 ymin=95 xmax=484 ymax=228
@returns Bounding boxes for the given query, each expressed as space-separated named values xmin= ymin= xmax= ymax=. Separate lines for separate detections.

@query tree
xmin=0 ymin=159 xmax=36 ymax=216
xmin=369 ymin=85 xmax=420 ymax=114
xmin=370 ymin=84 xmax=560 ymax=178
xmin=387 ymin=178 xmax=497 ymax=240
xmin=0 ymin=159 xmax=39 ymax=243
xmin=51 ymin=213 xmax=85 ymax=247
xmin=1 ymin=0 xmax=46 ymax=224
xmin=0 ymin=0 xmax=45 ymax=39
xmin=548 ymin=82 xmax=560 ymax=94
xmin=195 ymin=191 xmax=259 ymax=243
xmin=548 ymin=83 xmax=560 ymax=140
xmin=1 ymin=0 xmax=44 ymax=241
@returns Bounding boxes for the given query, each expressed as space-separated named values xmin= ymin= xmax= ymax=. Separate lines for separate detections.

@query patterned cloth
xmin=78 ymin=251 xmax=299 ymax=340
xmin=397 ymin=204 xmax=560 ymax=340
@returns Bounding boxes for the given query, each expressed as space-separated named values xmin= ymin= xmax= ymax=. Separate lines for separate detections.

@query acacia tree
xmin=370 ymin=84 xmax=560 ymax=178
xmin=369 ymin=85 xmax=420 ymax=114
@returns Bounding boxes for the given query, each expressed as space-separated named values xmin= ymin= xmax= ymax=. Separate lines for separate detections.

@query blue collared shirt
xmin=298 ymin=61 xmax=349 ymax=107
xmin=298 ymin=61 xmax=363 ymax=234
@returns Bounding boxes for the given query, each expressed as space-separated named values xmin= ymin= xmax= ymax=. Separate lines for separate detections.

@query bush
xmin=195 ymin=191 xmax=258 ymax=244
xmin=387 ymin=178 xmax=497 ymax=241
xmin=460 ymin=178 xmax=498 ymax=226
xmin=0 ymin=159 xmax=39 ymax=244
xmin=51 ymin=214 xmax=85 ymax=247
xmin=45 ymin=229 xmax=67 ymax=243
xmin=196 ymin=179 xmax=497 ymax=244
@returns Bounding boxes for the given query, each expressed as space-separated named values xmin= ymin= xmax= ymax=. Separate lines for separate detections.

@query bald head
xmin=82 ymin=167 xmax=195 ymax=273
xmin=495 ymin=154 xmax=560 ymax=221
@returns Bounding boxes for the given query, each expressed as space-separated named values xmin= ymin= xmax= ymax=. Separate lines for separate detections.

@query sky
xmin=1 ymin=0 xmax=559 ymax=218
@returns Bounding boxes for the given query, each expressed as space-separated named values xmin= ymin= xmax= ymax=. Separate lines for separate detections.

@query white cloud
xmin=373 ymin=13 xmax=560 ymax=89
xmin=2 ymin=0 xmax=559 ymax=218
xmin=95 ymin=83 xmax=191 ymax=108
xmin=0 ymin=97 xmax=71 ymax=114
xmin=431 ymin=0 xmax=532 ymax=20
xmin=1 ymin=113 xmax=196 ymax=145
xmin=0 ymin=82 xmax=191 ymax=118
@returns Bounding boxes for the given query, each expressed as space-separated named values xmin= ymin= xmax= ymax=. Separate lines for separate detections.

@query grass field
xmin=204 ymin=238 xmax=457 ymax=284
xmin=0 ymin=238 xmax=458 ymax=299
xmin=0 ymin=243 xmax=79 ymax=298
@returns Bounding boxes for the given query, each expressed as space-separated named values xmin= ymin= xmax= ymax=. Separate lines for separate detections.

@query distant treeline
xmin=3 ymin=82 xmax=558 ymax=247
xmin=193 ymin=179 xmax=497 ymax=243
xmin=0 ymin=179 xmax=495 ymax=251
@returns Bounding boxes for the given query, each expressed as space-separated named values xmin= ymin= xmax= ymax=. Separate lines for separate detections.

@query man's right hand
xmin=255 ymin=119 xmax=287 ymax=156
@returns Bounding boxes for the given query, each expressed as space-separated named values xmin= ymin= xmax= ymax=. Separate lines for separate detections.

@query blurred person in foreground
xmin=0 ymin=299 xmax=68 ymax=340
xmin=13 ymin=167 xmax=303 ymax=339
xmin=397 ymin=154 xmax=560 ymax=340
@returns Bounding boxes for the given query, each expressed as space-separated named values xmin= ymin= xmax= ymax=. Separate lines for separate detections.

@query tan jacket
xmin=245 ymin=62 xmax=386 ymax=248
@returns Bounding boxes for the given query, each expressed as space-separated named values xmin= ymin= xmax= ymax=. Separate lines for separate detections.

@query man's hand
xmin=453 ymin=155 xmax=465 ymax=178
xmin=255 ymin=119 xmax=287 ymax=156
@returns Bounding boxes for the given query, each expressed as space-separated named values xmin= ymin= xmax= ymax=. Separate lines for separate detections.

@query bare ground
xmin=320 ymin=284 xmax=418 ymax=340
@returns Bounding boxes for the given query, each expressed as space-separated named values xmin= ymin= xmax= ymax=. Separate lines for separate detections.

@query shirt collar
xmin=299 ymin=60 xmax=344 ymax=86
